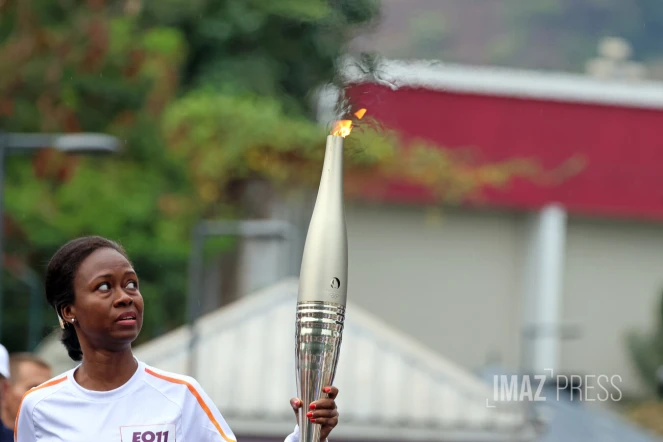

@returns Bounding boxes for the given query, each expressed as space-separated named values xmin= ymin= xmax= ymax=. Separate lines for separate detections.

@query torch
xmin=295 ymin=109 xmax=365 ymax=442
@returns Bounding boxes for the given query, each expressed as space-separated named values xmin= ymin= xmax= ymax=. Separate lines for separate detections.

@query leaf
xmin=254 ymin=0 xmax=332 ymax=21
xmin=141 ymin=27 xmax=186 ymax=60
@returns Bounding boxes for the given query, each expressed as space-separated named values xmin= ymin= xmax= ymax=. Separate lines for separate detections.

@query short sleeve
xmin=14 ymin=397 xmax=37 ymax=442
xmin=283 ymin=425 xmax=329 ymax=442
xmin=284 ymin=425 xmax=299 ymax=442
xmin=181 ymin=378 xmax=237 ymax=442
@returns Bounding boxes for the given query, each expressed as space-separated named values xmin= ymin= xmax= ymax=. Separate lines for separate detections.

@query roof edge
xmin=227 ymin=419 xmax=537 ymax=442
xmin=340 ymin=56 xmax=663 ymax=110
xmin=138 ymin=278 xmax=501 ymax=399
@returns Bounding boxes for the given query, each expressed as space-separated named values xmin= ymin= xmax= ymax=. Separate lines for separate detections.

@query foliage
xmin=0 ymin=0 xmax=194 ymax=351
xmin=404 ymin=11 xmax=451 ymax=60
xmin=139 ymin=0 xmax=380 ymax=113
xmin=163 ymin=92 xmax=560 ymax=210
xmin=496 ymin=0 xmax=663 ymax=71
xmin=626 ymin=289 xmax=663 ymax=393
xmin=0 ymin=0 xmax=384 ymax=352
xmin=0 ymin=0 xmax=553 ymax=353
xmin=627 ymin=401 xmax=663 ymax=436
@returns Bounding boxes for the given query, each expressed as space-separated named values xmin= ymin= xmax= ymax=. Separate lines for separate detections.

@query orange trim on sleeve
xmin=145 ymin=368 xmax=236 ymax=442
xmin=14 ymin=375 xmax=67 ymax=441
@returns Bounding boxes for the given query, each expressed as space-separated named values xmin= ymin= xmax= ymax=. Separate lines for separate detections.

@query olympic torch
xmin=295 ymin=110 xmax=365 ymax=442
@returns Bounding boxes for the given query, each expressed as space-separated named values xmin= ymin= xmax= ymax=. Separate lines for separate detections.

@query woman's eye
xmin=126 ymin=281 xmax=138 ymax=290
xmin=98 ymin=282 xmax=110 ymax=291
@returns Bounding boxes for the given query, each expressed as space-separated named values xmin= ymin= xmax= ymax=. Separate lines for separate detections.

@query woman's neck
xmin=74 ymin=348 xmax=138 ymax=391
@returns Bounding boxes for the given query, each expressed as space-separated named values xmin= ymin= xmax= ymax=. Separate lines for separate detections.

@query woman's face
xmin=64 ymin=247 xmax=144 ymax=352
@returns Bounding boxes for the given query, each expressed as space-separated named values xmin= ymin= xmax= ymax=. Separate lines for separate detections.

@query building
xmin=315 ymin=57 xmax=663 ymax=398
xmin=34 ymin=280 xmax=538 ymax=441
xmin=189 ymin=58 xmax=663 ymax=400
xmin=34 ymin=279 xmax=662 ymax=441
xmin=34 ymin=57 xmax=663 ymax=440
xmin=132 ymin=279 xmax=536 ymax=441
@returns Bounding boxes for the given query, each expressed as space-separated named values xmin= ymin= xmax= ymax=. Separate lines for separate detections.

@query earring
xmin=71 ymin=318 xmax=76 ymax=324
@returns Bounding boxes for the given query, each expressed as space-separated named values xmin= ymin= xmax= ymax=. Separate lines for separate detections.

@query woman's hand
xmin=290 ymin=386 xmax=339 ymax=441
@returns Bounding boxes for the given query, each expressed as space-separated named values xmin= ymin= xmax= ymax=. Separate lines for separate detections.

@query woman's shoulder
xmin=140 ymin=362 xmax=223 ymax=418
xmin=18 ymin=372 xmax=70 ymax=410
xmin=140 ymin=362 xmax=207 ymax=397
xmin=142 ymin=362 xmax=199 ymax=386
xmin=139 ymin=362 xmax=234 ymax=440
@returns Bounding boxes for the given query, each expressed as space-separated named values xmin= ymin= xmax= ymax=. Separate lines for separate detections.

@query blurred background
xmin=3 ymin=0 xmax=663 ymax=441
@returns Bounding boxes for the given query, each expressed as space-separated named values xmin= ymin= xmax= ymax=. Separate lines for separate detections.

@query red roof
xmin=342 ymin=60 xmax=663 ymax=221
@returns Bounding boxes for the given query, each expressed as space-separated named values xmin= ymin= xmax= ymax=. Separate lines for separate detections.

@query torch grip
xmin=295 ymin=301 xmax=345 ymax=442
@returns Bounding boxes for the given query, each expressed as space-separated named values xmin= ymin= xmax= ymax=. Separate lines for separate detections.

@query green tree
xmin=0 ymin=0 xmax=388 ymax=352
xmin=141 ymin=1 xmax=380 ymax=113
xmin=0 ymin=0 xmax=385 ymax=351
xmin=0 ymin=0 xmax=194 ymax=351
xmin=0 ymin=0 xmax=552 ymax=353
xmin=496 ymin=0 xmax=663 ymax=72
xmin=627 ymin=289 xmax=663 ymax=393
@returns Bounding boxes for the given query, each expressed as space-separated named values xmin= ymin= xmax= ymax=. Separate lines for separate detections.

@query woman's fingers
xmin=290 ymin=385 xmax=339 ymax=428
xmin=322 ymin=386 xmax=339 ymax=399
xmin=306 ymin=409 xmax=338 ymax=420
xmin=290 ymin=398 xmax=302 ymax=413
xmin=309 ymin=398 xmax=336 ymax=411
xmin=310 ymin=416 xmax=339 ymax=427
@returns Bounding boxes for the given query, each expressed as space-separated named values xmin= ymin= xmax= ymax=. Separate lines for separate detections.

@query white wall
xmin=345 ymin=201 xmax=526 ymax=371
xmin=344 ymin=202 xmax=663 ymax=397
xmin=561 ymin=215 xmax=663 ymax=395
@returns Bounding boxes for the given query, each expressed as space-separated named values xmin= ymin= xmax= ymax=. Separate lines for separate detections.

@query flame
xmin=331 ymin=108 xmax=368 ymax=138
xmin=332 ymin=120 xmax=353 ymax=138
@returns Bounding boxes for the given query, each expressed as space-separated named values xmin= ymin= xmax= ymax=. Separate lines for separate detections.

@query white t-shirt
xmin=14 ymin=359 xmax=301 ymax=442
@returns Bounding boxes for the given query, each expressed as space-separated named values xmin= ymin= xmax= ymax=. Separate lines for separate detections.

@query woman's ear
xmin=61 ymin=305 xmax=76 ymax=324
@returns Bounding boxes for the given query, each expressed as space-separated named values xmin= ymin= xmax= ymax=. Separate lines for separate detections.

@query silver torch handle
xmin=296 ymin=134 xmax=348 ymax=442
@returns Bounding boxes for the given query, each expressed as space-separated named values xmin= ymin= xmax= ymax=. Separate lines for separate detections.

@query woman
xmin=15 ymin=236 xmax=339 ymax=441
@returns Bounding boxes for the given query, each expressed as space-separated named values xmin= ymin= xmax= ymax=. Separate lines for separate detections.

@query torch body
xmin=295 ymin=135 xmax=347 ymax=442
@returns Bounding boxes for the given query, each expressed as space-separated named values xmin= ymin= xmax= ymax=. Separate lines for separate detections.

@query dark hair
xmin=45 ymin=236 xmax=129 ymax=361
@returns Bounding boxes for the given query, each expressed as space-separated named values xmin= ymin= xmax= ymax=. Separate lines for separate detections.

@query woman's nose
xmin=113 ymin=289 xmax=133 ymax=306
